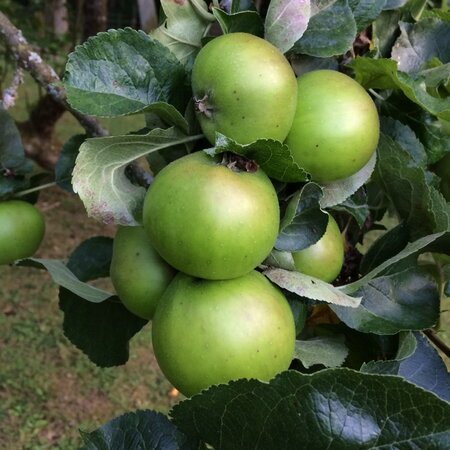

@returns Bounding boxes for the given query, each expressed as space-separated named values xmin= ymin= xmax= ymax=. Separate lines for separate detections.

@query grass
xmin=0 ymin=188 xmax=179 ymax=449
xmin=0 ymin=76 xmax=174 ymax=449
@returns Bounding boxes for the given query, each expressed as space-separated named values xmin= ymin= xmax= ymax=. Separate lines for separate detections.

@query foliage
xmin=1 ymin=0 xmax=450 ymax=448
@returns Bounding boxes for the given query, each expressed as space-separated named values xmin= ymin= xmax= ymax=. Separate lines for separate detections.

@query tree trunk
xmin=54 ymin=0 xmax=69 ymax=36
xmin=83 ymin=0 xmax=108 ymax=40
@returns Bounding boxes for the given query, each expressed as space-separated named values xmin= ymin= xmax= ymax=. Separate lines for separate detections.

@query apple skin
xmin=292 ymin=214 xmax=344 ymax=283
xmin=285 ymin=70 xmax=380 ymax=183
xmin=143 ymin=151 xmax=280 ymax=280
xmin=0 ymin=200 xmax=45 ymax=265
xmin=152 ymin=270 xmax=296 ymax=397
xmin=191 ymin=32 xmax=297 ymax=145
xmin=110 ymin=226 xmax=175 ymax=320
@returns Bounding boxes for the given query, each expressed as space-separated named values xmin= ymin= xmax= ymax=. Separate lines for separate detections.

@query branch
xmin=0 ymin=11 xmax=107 ymax=137
xmin=424 ymin=329 xmax=450 ymax=358
xmin=2 ymin=65 xmax=23 ymax=108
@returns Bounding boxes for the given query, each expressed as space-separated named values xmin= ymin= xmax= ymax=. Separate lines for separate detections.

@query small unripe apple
xmin=292 ymin=214 xmax=344 ymax=282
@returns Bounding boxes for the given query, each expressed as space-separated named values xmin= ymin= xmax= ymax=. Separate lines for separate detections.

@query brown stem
xmin=424 ymin=329 xmax=450 ymax=358
xmin=0 ymin=11 xmax=107 ymax=138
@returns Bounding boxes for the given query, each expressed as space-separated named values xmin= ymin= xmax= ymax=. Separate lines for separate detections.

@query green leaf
xmin=27 ymin=258 xmax=112 ymax=303
xmin=291 ymin=53 xmax=339 ymax=75
xmin=264 ymin=267 xmax=361 ymax=307
xmin=55 ymin=134 xmax=86 ymax=193
xmin=348 ymin=0 xmax=386 ymax=32
xmin=413 ymin=118 xmax=450 ymax=165
xmin=276 ymin=183 xmax=329 ymax=252
xmin=343 ymin=231 xmax=448 ymax=294
xmin=263 ymin=249 xmax=297 ymax=271
xmin=360 ymin=222 xmax=410 ymax=275
xmin=0 ymin=103 xmax=33 ymax=196
xmin=205 ymin=133 xmax=308 ymax=182
xmin=59 ymin=237 xmax=146 ymax=367
xmin=383 ymin=0 xmax=407 ymax=9
xmin=350 ymin=58 xmax=450 ymax=120
xmin=213 ymin=8 xmax=264 ymax=37
xmin=294 ymin=335 xmax=348 ymax=368
xmin=264 ymin=0 xmax=310 ymax=53
xmin=380 ymin=117 xmax=427 ymax=166
xmin=372 ymin=9 xmax=402 ymax=57
xmin=152 ymin=0 xmax=213 ymax=68
xmin=391 ymin=19 xmax=450 ymax=74
xmin=64 ymin=28 xmax=190 ymax=117
xmin=80 ymin=409 xmax=198 ymax=450
xmin=375 ymin=134 xmax=450 ymax=239
xmin=171 ymin=369 xmax=450 ymax=449
xmin=332 ymin=267 xmax=440 ymax=334
xmin=331 ymin=188 xmax=369 ymax=228
xmin=319 ymin=151 xmax=376 ymax=209
xmin=362 ymin=331 xmax=450 ymax=402
xmin=72 ymin=128 xmax=202 ymax=226
xmin=292 ymin=0 xmax=357 ymax=57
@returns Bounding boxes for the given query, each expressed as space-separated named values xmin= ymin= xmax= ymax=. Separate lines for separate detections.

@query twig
xmin=0 ymin=11 xmax=107 ymax=137
xmin=424 ymin=329 xmax=450 ymax=358
xmin=2 ymin=65 xmax=23 ymax=108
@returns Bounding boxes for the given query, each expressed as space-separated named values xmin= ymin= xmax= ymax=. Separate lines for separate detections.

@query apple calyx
xmin=194 ymin=94 xmax=214 ymax=118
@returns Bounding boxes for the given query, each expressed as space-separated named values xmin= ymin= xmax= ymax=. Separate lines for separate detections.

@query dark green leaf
xmin=287 ymin=295 xmax=308 ymax=335
xmin=276 ymin=183 xmax=328 ymax=252
xmin=406 ymin=117 xmax=450 ymax=166
xmin=360 ymin=222 xmax=410 ymax=275
xmin=291 ymin=54 xmax=339 ymax=76
xmin=348 ymin=0 xmax=386 ymax=32
xmin=64 ymin=28 xmax=190 ymax=117
xmin=372 ymin=9 xmax=401 ymax=57
xmin=264 ymin=0 xmax=311 ymax=53
xmin=213 ymin=8 xmax=264 ymax=37
xmin=80 ymin=409 xmax=198 ymax=450
xmin=171 ymin=369 xmax=450 ymax=449
xmin=292 ymin=0 xmax=356 ymax=57
xmin=375 ymin=134 xmax=450 ymax=239
xmin=383 ymin=0 xmax=407 ymax=9
xmin=59 ymin=237 xmax=146 ymax=367
xmin=380 ymin=116 xmax=427 ymax=166
xmin=205 ymin=133 xmax=308 ymax=182
xmin=332 ymin=267 xmax=440 ymax=334
xmin=55 ymin=134 xmax=86 ymax=193
xmin=350 ymin=58 xmax=450 ymax=120
xmin=294 ymin=335 xmax=348 ymax=368
xmin=0 ymin=103 xmax=33 ymax=196
xmin=391 ymin=19 xmax=450 ymax=74
xmin=362 ymin=331 xmax=450 ymax=402
xmin=332 ymin=188 xmax=370 ymax=228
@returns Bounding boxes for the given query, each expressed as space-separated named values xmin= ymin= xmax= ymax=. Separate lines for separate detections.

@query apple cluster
xmin=110 ymin=32 xmax=380 ymax=397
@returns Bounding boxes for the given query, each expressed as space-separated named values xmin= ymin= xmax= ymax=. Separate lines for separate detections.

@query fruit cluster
xmin=110 ymin=32 xmax=380 ymax=397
